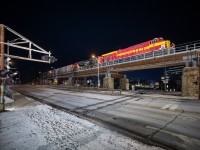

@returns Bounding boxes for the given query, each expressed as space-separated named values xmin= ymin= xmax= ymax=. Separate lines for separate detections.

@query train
xmin=66 ymin=37 xmax=175 ymax=72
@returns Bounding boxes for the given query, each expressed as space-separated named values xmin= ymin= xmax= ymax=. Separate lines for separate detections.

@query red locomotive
xmin=99 ymin=37 xmax=174 ymax=63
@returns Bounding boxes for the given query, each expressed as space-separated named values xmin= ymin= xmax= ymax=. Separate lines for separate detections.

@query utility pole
xmin=0 ymin=24 xmax=5 ymax=69
xmin=51 ymin=67 xmax=56 ymax=84
xmin=0 ymin=24 xmax=56 ymax=112
xmin=0 ymin=24 xmax=5 ymax=111
xmin=97 ymin=60 xmax=99 ymax=89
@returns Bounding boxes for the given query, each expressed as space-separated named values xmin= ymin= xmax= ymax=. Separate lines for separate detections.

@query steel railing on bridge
xmin=44 ymin=41 xmax=200 ymax=77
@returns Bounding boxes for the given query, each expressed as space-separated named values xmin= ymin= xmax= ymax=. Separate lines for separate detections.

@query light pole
xmin=38 ymin=71 xmax=44 ymax=85
xmin=92 ymin=55 xmax=100 ymax=90
xmin=38 ymin=72 xmax=41 ymax=84
xmin=51 ymin=67 xmax=57 ymax=85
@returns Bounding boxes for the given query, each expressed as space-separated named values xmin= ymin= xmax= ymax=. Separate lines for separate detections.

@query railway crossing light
xmin=41 ymin=55 xmax=57 ymax=63
xmin=0 ymin=70 xmax=8 ymax=78
xmin=5 ymin=57 xmax=11 ymax=70
xmin=5 ymin=77 xmax=14 ymax=86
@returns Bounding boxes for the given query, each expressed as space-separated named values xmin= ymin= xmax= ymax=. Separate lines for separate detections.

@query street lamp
xmin=92 ymin=55 xmax=100 ymax=90
xmin=51 ymin=67 xmax=55 ymax=80
xmin=38 ymin=71 xmax=44 ymax=85
xmin=51 ymin=67 xmax=57 ymax=85
xmin=38 ymin=72 xmax=41 ymax=84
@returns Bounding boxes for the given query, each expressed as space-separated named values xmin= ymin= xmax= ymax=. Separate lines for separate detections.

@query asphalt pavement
xmin=7 ymin=85 xmax=200 ymax=150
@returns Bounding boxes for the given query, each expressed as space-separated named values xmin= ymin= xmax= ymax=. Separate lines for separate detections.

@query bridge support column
xmin=103 ymin=77 xmax=114 ymax=89
xmin=67 ymin=79 xmax=74 ymax=86
xmin=120 ymin=77 xmax=129 ymax=90
xmin=182 ymin=67 xmax=199 ymax=97
xmin=43 ymin=79 xmax=48 ymax=85
xmin=83 ymin=77 xmax=87 ymax=87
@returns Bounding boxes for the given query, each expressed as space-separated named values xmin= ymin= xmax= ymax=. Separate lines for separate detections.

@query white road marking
xmin=169 ymin=104 xmax=179 ymax=111
xmin=182 ymin=117 xmax=197 ymax=121
xmin=161 ymin=104 xmax=173 ymax=110
xmin=161 ymin=104 xmax=179 ymax=111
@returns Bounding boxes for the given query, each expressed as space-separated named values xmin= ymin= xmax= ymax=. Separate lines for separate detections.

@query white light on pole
xmin=39 ymin=71 xmax=44 ymax=85
xmin=97 ymin=60 xmax=100 ymax=88
xmin=92 ymin=55 xmax=100 ymax=90
xmin=51 ymin=67 xmax=57 ymax=84
xmin=51 ymin=67 xmax=55 ymax=80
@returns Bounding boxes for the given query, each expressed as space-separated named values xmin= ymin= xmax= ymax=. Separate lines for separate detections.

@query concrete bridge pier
xmin=182 ymin=67 xmax=199 ymax=97
xmin=103 ymin=73 xmax=130 ymax=90
xmin=103 ymin=76 xmax=114 ymax=89
xmin=119 ymin=77 xmax=129 ymax=90
xmin=44 ymin=79 xmax=49 ymax=85
xmin=83 ymin=77 xmax=87 ymax=87
xmin=67 ymin=77 xmax=74 ymax=86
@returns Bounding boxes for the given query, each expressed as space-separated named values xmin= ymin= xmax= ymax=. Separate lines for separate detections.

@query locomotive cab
xmin=150 ymin=37 xmax=164 ymax=44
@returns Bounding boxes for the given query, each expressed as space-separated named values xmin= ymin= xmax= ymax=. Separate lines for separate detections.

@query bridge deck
xmin=52 ymin=50 xmax=199 ymax=78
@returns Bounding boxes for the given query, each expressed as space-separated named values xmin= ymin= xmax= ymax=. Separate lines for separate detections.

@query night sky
xmin=0 ymin=0 xmax=199 ymax=83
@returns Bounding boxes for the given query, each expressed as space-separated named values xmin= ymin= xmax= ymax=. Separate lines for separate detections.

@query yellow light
xmin=91 ymin=54 xmax=95 ymax=58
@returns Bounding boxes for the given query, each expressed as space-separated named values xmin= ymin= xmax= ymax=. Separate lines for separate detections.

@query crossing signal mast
xmin=0 ymin=24 xmax=57 ymax=69
xmin=0 ymin=24 xmax=57 ymax=111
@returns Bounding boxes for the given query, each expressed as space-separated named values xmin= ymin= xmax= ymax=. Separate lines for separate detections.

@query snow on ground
xmin=0 ymin=104 xmax=164 ymax=150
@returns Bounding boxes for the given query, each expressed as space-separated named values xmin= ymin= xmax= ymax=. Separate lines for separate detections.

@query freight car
xmin=73 ymin=58 xmax=97 ymax=69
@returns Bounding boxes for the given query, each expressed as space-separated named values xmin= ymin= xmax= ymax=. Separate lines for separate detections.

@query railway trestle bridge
xmin=42 ymin=41 xmax=200 ymax=98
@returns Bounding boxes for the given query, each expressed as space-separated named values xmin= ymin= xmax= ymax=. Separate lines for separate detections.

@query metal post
xmin=91 ymin=55 xmax=100 ymax=90
xmin=164 ymin=67 xmax=167 ymax=92
xmin=0 ymin=25 xmax=5 ymax=111
xmin=29 ymin=42 xmax=32 ymax=59
xmin=42 ymin=73 xmax=44 ymax=85
xmin=51 ymin=70 xmax=54 ymax=84
xmin=51 ymin=67 xmax=56 ymax=85
xmin=97 ymin=59 xmax=99 ymax=91
xmin=0 ymin=24 xmax=5 ymax=70
xmin=55 ymin=69 xmax=57 ymax=80
xmin=7 ymin=40 xmax=9 ymax=55
xmin=0 ymin=78 xmax=5 ymax=111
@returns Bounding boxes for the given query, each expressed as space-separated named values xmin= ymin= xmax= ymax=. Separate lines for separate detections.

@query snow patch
xmin=0 ymin=104 xmax=164 ymax=150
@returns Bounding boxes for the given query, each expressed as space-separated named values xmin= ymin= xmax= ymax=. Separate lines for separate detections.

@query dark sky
xmin=0 ymin=0 xmax=199 ymax=82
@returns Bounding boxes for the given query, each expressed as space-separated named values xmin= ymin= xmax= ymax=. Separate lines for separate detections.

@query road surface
xmin=9 ymin=85 xmax=200 ymax=150
xmin=0 ymin=89 xmax=163 ymax=150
